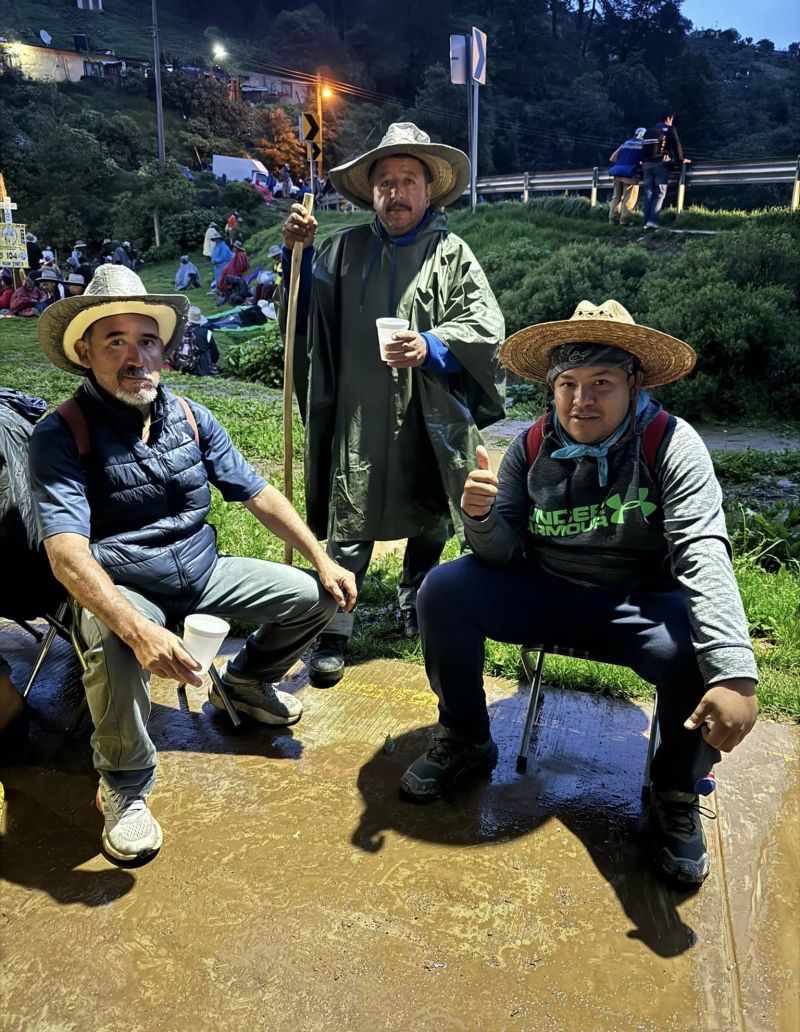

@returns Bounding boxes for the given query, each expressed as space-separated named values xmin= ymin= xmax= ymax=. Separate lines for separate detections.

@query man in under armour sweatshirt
xmin=400 ymin=299 xmax=758 ymax=888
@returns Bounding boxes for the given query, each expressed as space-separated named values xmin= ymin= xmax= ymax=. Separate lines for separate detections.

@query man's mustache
xmin=119 ymin=368 xmax=154 ymax=383
xmin=387 ymin=203 xmax=410 ymax=211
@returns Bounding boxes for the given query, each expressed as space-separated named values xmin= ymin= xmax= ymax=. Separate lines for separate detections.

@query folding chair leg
xmin=517 ymin=649 xmax=546 ymax=772
xmin=18 ymin=620 xmax=44 ymax=642
xmin=642 ymin=690 xmax=660 ymax=805
xmin=178 ymin=667 xmax=242 ymax=728
xmin=21 ymin=601 xmax=70 ymax=698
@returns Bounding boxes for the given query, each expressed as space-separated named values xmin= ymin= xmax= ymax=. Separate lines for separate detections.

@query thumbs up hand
xmin=461 ymin=446 xmax=499 ymax=518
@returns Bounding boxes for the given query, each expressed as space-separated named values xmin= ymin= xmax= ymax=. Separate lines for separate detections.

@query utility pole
xmin=152 ymin=0 xmax=165 ymax=245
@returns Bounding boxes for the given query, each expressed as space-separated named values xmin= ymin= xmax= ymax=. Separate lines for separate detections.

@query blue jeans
xmin=641 ymin=162 xmax=671 ymax=226
xmin=416 ymin=556 xmax=720 ymax=793
xmin=79 ymin=556 xmax=338 ymax=797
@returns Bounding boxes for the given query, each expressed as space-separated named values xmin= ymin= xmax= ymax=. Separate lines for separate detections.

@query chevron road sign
xmin=471 ymin=27 xmax=487 ymax=85
xmin=299 ymin=112 xmax=320 ymax=143
xmin=307 ymin=142 xmax=321 ymax=162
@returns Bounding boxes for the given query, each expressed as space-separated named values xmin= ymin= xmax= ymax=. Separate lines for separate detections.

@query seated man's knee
xmin=418 ymin=557 xmax=471 ymax=623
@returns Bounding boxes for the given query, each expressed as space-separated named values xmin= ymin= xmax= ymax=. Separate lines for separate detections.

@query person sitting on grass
xmin=10 ymin=275 xmax=47 ymax=317
xmin=173 ymin=255 xmax=202 ymax=291
xmin=29 ymin=266 xmax=357 ymax=864
xmin=400 ymin=300 xmax=758 ymax=887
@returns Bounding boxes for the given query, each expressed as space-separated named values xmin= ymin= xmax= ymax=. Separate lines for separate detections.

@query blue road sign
xmin=472 ymin=27 xmax=487 ymax=85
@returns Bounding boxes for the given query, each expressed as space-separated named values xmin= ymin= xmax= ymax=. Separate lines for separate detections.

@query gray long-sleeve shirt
xmin=465 ymin=409 xmax=757 ymax=687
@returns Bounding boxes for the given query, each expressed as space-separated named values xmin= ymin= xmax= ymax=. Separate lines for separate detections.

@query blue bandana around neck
xmin=551 ymin=391 xmax=650 ymax=486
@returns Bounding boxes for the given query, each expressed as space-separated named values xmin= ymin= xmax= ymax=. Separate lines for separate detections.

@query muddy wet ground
xmin=1 ymin=623 xmax=798 ymax=1031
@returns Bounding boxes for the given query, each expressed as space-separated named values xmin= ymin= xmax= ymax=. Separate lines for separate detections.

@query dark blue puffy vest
xmin=72 ymin=379 xmax=218 ymax=610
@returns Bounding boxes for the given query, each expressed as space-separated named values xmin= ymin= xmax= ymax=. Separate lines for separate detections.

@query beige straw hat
xmin=330 ymin=122 xmax=470 ymax=209
xmin=500 ymin=299 xmax=696 ymax=387
xmin=38 ymin=265 xmax=189 ymax=376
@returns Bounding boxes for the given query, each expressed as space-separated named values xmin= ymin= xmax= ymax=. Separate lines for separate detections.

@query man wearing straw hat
xmin=400 ymin=300 xmax=758 ymax=886
xmin=282 ymin=122 xmax=505 ymax=687
xmin=28 ymin=266 xmax=356 ymax=862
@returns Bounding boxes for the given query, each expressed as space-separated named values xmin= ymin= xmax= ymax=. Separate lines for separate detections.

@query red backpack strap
xmin=525 ymin=415 xmax=547 ymax=468
xmin=175 ymin=396 xmax=200 ymax=444
xmin=642 ymin=409 xmax=671 ymax=474
xmin=56 ymin=398 xmax=90 ymax=456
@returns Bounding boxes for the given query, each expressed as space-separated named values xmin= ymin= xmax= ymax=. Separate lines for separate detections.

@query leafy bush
xmin=159 ymin=208 xmax=225 ymax=252
xmin=218 ymin=322 xmax=285 ymax=387
xmin=143 ymin=241 xmax=182 ymax=264
xmin=730 ymin=504 xmax=800 ymax=572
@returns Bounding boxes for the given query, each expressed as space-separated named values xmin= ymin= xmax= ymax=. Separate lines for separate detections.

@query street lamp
xmin=212 ymin=43 xmax=227 ymax=61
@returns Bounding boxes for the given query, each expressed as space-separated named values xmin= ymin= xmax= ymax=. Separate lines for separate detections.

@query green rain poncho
xmin=297 ymin=212 xmax=505 ymax=541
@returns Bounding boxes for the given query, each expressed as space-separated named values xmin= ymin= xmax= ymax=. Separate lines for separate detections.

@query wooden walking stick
xmin=282 ymin=191 xmax=315 ymax=564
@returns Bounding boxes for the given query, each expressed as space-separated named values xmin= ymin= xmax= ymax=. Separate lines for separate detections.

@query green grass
xmin=2 ymin=256 xmax=797 ymax=718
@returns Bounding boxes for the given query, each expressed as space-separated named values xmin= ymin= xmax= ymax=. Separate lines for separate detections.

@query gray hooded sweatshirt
xmin=464 ymin=399 xmax=757 ymax=687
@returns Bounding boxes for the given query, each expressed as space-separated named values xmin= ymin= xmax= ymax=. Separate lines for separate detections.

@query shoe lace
xmin=104 ymin=787 xmax=147 ymax=821
xmin=659 ymin=797 xmax=716 ymax=835
xmin=428 ymin=736 xmax=465 ymax=764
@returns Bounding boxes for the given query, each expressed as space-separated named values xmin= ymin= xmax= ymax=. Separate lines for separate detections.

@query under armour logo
xmin=605 ymin=489 xmax=657 ymax=525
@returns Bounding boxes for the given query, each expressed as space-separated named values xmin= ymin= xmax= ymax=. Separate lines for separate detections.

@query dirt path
xmin=484 ymin=418 xmax=800 ymax=453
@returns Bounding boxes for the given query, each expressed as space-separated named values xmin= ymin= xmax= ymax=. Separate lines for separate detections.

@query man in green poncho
xmin=281 ymin=122 xmax=505 ymax=686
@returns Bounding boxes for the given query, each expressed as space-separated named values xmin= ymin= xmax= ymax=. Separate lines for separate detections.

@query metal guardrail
xmin=474 ymin=156 xmax=800 ymax=213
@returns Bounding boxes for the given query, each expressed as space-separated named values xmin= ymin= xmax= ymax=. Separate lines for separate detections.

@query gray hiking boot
xmin=212 ymin=664 xmax=303 ymax=726
xmin=400 ymin=727 xmax=499 ymax=801
xmin=650 ymin=788 xmax=713 ymax=885
xmin=97 ymin=782 xmax=163 ymax=861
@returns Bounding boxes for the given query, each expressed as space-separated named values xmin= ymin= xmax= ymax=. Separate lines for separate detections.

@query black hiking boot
xmin=309 ymin=633 xmax=347 ymax=688
xmin=649 ymin=788 xmax=713 ymax=885
xmin=400 ymin=727 xmax=498 ymax=802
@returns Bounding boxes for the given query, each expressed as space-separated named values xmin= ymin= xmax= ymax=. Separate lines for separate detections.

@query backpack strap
xmin=525 ymin=415 xmax=547 ymax=468
xmin=524 ymin=408 xmax=672 ymax=475
xmin=175 ymin=396 xmax=200 ymax=444
xmin=641 ymin=409 xmax=671 ymax=474
xmin=56 ymin=398 xmax=90 ymax=456
xmin=57 ymin=395 xmax=199 ymax=454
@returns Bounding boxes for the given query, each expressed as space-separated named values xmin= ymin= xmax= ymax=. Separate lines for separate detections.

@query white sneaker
xmin=97 ymin=782 xmax=163 ymax=861
xmin=211 ymin=663 xmax=303 ymax=726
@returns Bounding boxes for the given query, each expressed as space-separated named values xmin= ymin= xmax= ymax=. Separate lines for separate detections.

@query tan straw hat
xmin=38 ymin=265 xmax=189 ymax=376
xmin=330 ymin=122 xmax=470 ymax=209
xmin=500 ymin=299 xmax=696 ymax=387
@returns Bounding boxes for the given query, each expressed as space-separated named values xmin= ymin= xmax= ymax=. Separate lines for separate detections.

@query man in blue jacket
xmin=30 ymin=266 xmax=357 ymax=863
xmin=607 ymin=127 xmax=645 ymax=225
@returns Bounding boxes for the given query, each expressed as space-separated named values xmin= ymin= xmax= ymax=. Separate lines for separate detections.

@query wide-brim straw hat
xmin=330 ymin=121 xmax=470 ymax=209
xmin=500 ymin=299 xmax=696 ymax=388
xmin=38 ymin=265 xmax=189 ymax=376
xmin=73 ymin=241 xmax=87 ymax=249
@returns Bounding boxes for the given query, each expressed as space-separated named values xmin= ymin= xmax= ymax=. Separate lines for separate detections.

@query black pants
xmin=417 ymin=556 xmax=720 ymax=793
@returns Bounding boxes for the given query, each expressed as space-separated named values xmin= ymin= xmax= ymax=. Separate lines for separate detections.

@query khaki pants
xmin=609 ymin=178 xmax=639 ymax=223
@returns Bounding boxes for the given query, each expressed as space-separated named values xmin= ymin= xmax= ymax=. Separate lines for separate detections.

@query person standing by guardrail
xmin=608 ymin=127 xmax=646 ymax=226
xmin=641 ymin=111 xmax=691 ymax=229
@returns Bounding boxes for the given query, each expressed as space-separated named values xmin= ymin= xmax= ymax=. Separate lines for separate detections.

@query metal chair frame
xmin=21 ymin=600 xmax=241 ymax=728
xmin=517 ymin=646 xmax=660 ymax=802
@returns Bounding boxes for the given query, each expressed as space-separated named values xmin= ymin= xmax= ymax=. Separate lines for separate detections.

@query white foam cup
xmin=182 ymin=614 xmax=230 ymax=675
xmin=376 ymin=317 xmax=410 ymax=361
